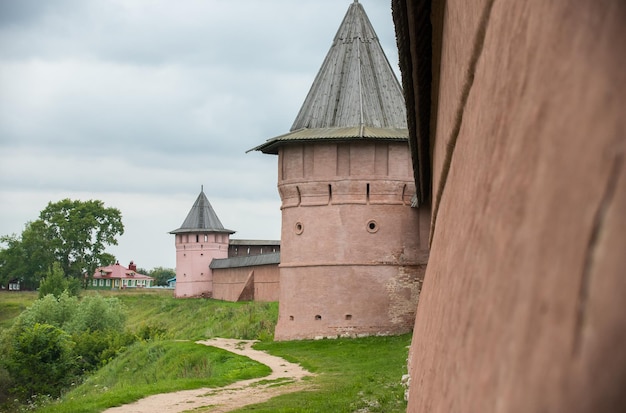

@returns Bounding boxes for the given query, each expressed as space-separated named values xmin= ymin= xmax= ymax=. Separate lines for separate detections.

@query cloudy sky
xmin=0 ymin=0 xmax=401 ymax=271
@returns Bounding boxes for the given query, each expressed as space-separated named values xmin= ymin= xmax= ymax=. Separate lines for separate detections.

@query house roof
xmin=93 ymin=262 xmax=153 ymax=280
xmin=170 ymin=188 xmax=235 ymax=234
xmin=210 ymin=252 xmax=281 ymax=269
xmin=251 ymin=0 xmax=408 ymax=154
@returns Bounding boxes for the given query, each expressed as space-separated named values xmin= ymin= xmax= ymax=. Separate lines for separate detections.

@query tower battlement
xmin=279 ymin=179 xmax=415 ymax=208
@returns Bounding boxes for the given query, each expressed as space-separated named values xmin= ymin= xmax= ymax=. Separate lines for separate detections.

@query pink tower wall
xmin=173 ymin=232 xmax=230 ymax=298
xmin=275 ymin=142 xmax=430 ymax=340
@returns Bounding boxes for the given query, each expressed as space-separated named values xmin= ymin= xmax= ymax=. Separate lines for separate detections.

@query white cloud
xmin=0 ymin=0 xmax=400 ymax=270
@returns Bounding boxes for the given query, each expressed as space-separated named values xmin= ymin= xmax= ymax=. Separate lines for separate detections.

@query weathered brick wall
xmin=275 ymin=141 xmax=430 ymax=340
xmin=212 ymin=264 xmax=279 ymax=302
xmin=399 ymin=0 xmax=626 ymax=411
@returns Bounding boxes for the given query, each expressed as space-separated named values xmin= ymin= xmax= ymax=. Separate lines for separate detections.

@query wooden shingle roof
xmin=251 ymin=0 xmax=408 ymax=154
xmin=169 ymin=188 xmax=235 ymax=234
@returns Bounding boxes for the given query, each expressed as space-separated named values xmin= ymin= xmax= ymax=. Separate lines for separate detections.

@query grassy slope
xmin=229 ymin=335 xmax=411 ymax=413
xmin=1 ymin=290 xmax=410 ymax=413
xmin=0 ymin=291 xmax=38 ymax=330
xmin=37 ymin=341 xmax=272 ymax=413
xmin=104 ymin=289 xmax=278 ymax=340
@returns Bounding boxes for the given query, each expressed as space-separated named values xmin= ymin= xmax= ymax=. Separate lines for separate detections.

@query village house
xmin=90 ymin=261 xmax=154 ymax=290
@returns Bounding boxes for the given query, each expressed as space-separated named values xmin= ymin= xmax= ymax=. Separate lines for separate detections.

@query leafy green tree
xmin=0 ymin=221 xmax=54 ymax=290
xmin=150 ymin=267 xmax=176 ymax=286
xmin=0 ymin=234 xmax=27 ymax=289
xmin=0 ymin=199 xmax=123 ymax=289
xmin=136 ymin=266 xmax=149 ymax=275
xmin=38 ymin=262 xmax=81 ymax=299
xmin=37 ymin=199 xmax=123 ymax=280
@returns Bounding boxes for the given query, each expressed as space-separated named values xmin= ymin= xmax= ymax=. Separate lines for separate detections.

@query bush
xmin=64 ymin=295 xmax=126 ymax=334
xmin=38 ymin=263 xmax=81 ymax=299
xmin=16 ymin=291 xmax=78 ymax=330
xmin=4 ymin=323 xmax=78 ymax=398
xmin=1 ymin=292 xmax=131 ymax=402
xmin=73 ymin=330 xmax=137 ymax=372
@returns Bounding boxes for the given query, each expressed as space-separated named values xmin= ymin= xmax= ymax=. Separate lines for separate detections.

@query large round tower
xmin=170 ymin=188 xmax=235 ymax=298
xmin=251 ymin=0 xmax=430 ymax=340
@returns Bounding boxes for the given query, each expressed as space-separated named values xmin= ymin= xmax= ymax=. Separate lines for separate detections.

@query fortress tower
xmin=251 ymin=1 xmax=429 ymax=340
xmin=169 ymin=188 xmax=235 ymax=298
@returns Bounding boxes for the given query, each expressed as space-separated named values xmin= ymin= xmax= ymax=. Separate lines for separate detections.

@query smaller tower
xmin=170 ymin=187 xmax=235 ymax=298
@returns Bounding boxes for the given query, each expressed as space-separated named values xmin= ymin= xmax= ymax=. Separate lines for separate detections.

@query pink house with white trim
xmin=91 ymin=261 xmax=154 ymax=289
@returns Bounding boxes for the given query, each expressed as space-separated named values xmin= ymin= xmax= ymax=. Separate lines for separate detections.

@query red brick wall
xmin=402 ymin=0 xmax=626 ymax=411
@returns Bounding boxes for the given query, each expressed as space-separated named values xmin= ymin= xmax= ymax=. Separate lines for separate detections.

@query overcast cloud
xmin=0 ymin=0 xmax=401 ymax=271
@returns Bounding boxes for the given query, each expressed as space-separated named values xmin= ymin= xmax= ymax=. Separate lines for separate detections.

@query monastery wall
xmin=212 ymin=265 xmax=280 ymax=302
xmin=401 ymin=0 xmax=626 ymax=411
xmin=275 ymin=141 xmax=430 ymax=340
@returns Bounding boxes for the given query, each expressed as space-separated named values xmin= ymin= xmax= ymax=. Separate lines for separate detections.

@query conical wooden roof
xmin=170 ymin=188 xmax=235 ymax=234
xmin=251 ymin=0 xmax=407 ymax=154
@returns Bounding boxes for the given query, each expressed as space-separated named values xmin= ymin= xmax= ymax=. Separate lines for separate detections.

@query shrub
xmin=38 ymin=263 xmax=81 ymax=299
xmin=16 ymin=291 xmax=78 ymax=330
xmin=1 ymin=292 xmax=131 ymax=401
xmin=4 ymin=323 xmax=78 ymax=398
xmin=73 ymin=330 xmax=137 ymax=372
xmin=64 ymin=295 xmax=126 ymax=334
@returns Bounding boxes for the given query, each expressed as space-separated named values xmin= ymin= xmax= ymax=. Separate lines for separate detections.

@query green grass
xmin=0 ymin=291 xmax=38 ymax=330
xmin=222 ymin=335 xmax=411 ymax=413
xmin=0 ymin=290 xmax=410 ymax=413
xmin=0 ymin=289 xmax=279 ymax=340
xmin=36 ymin=340 xmax=272 ymax=413
xmin=114 ymin=290 xmax=278 ymax=340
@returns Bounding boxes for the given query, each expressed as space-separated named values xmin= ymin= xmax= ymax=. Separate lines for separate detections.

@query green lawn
xmin=1 ymin=290 xmax=410 ymax=413
xmin=227 ymin=335 xmax=411 ymax=413
xmin=0 ymin=291 xmax=38 ymax=330
xmin=36 ymin=340 xmax=272 ymax=413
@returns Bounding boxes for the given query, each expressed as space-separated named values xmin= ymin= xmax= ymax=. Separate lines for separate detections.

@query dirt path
xmin=103 ymin=338 xmax=314 ymax=413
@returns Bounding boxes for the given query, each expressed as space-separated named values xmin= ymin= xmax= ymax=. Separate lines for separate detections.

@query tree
xmin=150 ymin=267 xmax=176 ymax=286
xmin=38 ymin=263 xmax=81 ymax=299
xmin=0 ymin=221 xmax=54 ymax=290
xmin=0 ymin=200 xmax=123 ymax=289
xmin=37 ymin=199 xmax=123 ymax=280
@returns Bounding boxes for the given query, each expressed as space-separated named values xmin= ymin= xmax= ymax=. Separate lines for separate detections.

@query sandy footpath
xmin=103 ymin=338 xmax=314 ymax=413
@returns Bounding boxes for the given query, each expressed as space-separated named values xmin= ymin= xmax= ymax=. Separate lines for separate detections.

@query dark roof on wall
xmin=229 ymin=239 xmax=280 ymax=246
xmin=169 ymin=189 xmax=235 ymax=234
xmin=250 ymin=0 xmax=408 ymax=155
xmin=391 ymin=0 xmax=433 ymax=206
xmin=210 ymin=252 xmax=281 ymax=269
